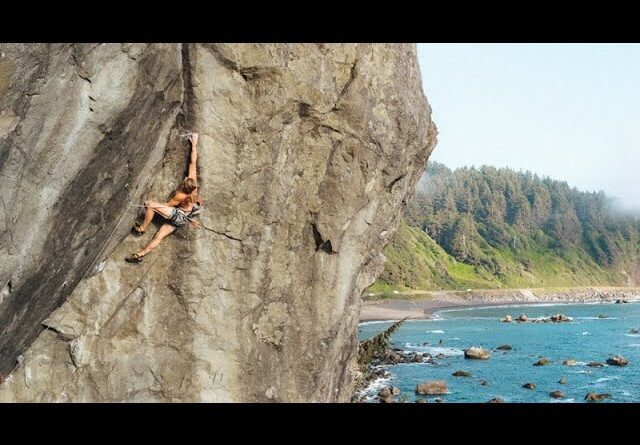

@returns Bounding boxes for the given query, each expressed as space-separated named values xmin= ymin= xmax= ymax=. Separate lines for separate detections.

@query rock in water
xmin=585 ymin=392 xmax=611 ymax=402
xmin=0 ymin=43 xmax=436 ymax=402
xmin=518 ymin=314 xmax=528 ymax=322
xmin=606 ymin=355 xmax=629 ymax=366
xmin=587 ymin=362 xmax=605 ymax=368
xmin=415 ymin=380 xmax=448 ymax=395
xmin=464 ymin=347 xmax=491 ymax=360
xmin=452 ymin=370 xmax=472 ymax=377
xmin=549 ymin=390 xmax=564 ymax=399
xmin=496 ymin=344 xmax=512 ymax=351
xmin=558 ymin=377 xmax=567 ymax=385
xmin=563 ymin=359 xmax=577 ymax=366
xmin=487 ymin=398 xmax=505 ymax=403
xmin=533 ymin=358 xmax=551 ymax=366
xmin=522 ymin=383 xmax=536 ymax=390
xmin=391 ymin=386 xmax=401 ymax=396
xmin=378 ymin=387 xmax=395 ymax=403
xmin=501 ymin=315 xmax=513 ymax=323
xmin=379 ymin=387 xmax=392 ymax=398
xmin=630 ymin=328 xmax=639 ymax=334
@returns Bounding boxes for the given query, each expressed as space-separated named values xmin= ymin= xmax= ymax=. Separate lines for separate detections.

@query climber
xmin=125 ymin=132 xmax=204 ymax=263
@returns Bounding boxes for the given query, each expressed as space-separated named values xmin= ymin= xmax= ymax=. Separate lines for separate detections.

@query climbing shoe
xmin=131 ymin=222 xmax=145 ymax=236
xmin=125 ymin=253 xmax=143 ymax=263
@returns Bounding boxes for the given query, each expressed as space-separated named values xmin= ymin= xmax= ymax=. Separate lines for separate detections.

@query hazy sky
xmin=417 ymin=43 xmax=640 ymax=212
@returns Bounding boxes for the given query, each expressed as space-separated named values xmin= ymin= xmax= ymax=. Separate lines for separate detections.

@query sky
xmin=417 ymin=43 xmax=640 ymax=212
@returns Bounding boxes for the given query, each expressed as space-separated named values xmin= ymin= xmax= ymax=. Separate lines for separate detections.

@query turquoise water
xmin=358 ymin=302 xmax=640 ymax=402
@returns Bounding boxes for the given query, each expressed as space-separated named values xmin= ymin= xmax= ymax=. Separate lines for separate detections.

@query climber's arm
xmin=188 ymin=133 xmax=198 ymax=181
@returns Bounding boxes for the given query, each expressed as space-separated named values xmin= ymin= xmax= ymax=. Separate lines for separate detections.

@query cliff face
xmin=0 ymin=43 xmax=436 ymax=401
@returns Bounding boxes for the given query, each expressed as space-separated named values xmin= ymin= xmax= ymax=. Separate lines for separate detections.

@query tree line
xmin=404 ymin=162 xmax=640 ymax=275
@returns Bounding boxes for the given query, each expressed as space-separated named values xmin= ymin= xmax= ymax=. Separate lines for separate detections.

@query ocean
xmin=358 ymin=302 xmax=640 ymax=403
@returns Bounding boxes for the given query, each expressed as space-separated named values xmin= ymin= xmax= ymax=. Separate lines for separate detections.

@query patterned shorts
xmin=169 ymin=208 xmax=190 ymax=227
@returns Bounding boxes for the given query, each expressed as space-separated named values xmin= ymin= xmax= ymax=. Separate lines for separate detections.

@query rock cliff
xmin=0 ymin=43 xmax=436 ymax=401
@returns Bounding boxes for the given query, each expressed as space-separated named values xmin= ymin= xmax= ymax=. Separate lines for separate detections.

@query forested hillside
xmin=372 ymin=163 xmax=640 ymax=292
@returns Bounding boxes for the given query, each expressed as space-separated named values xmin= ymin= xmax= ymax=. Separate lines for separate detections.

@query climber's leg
xmin=137 ymin=223 xmax=176 ymax=257
xmin=138 ymin=201 xmax=174 ymax=232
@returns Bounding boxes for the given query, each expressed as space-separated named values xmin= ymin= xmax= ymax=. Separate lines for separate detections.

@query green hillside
xmin=369 ymin=163 xmax=640 ymax=294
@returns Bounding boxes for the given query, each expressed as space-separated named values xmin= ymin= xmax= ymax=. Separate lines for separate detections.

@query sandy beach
xmin=359 ymin=287 xmax=640 ymax=322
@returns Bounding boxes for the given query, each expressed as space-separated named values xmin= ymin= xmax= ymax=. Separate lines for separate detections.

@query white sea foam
xmin=622 ymin=391 xmax=631 ymax=397
xmin=581 ymin=332 xmax=590 ymax=335
xmin=423 ymin=346 xmax=464 ymax=356
xmin=550 ymin=398 xmax=576 ymax=403
xmin=359 ymin=320 xmax=397 ymax=326
xmin=362 ymin=377 xmax=392 ymax=401
xmin=624 ymin=333 xmax=640 ymax=338
xmin=595 ymin=376 xmax=618 ymax=383
xmin=596 ymin=376 xmax=620 ymax=383
xmin=449 ymin=337 xmax=461 ymax=341
xmin=426 ymin=330 xmax=445 ymax=334
xmin=576 ymin=316 xmax=618 ymax=320
xmin=438 ymin=302 xmax=572 ymax=314
xmin=403 ymin=343 xmax=464 ymax=356
xmin=627 ymin=343 xmax=640 ymax=347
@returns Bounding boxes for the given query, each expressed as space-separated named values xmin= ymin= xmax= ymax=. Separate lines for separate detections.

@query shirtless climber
xmin=125 ymin=132 xmax=203 ymax=263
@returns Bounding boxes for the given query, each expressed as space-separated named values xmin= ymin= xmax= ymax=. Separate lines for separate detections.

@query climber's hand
xmin=188 ymin=132 xmax=198 ymax=146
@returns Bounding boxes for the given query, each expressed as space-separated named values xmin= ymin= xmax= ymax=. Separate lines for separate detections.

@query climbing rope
xmin=77 ymin=196 xmax=141 ymax=282
xmin=78 ymin=196 xmax=215 ymax=280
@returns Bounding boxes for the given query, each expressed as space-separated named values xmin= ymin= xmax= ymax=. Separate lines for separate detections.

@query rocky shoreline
xmin=356 ymin=287 xmax=640 ymax=403
xmin=359 ymin=287 xmax=640 ymax=322
xmin=356 ymin=322 xmax=635 ymax=403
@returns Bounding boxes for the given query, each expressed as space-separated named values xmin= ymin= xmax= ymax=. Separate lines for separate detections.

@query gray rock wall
xmin=0 ymin=43 xmax=436 ymax=401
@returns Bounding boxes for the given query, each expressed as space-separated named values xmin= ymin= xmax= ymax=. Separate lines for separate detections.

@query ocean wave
xmin=624 ymin=333 xmax=640 ymax=337
xmin=425 ymin=346 xmax=465 ymax=356
xmin=358 ymin=320 xmax=397 ymax=326
xmin=439 ymin=303 xmax=574 ymax=314
xmin=627 ymin=343 xmax=640 ymax=347
xmin=426 ymin=330 xmax=445 ymax=334
xmin=575 ymin=316 xmax=618 ymax=320
xmin=362 ymin=376 xmax=392 ymax=400
xmin=581 ymin=332 xmax=590 ymax=336
xmin=405 ymin=317 xmax=441 ymax=323
xmin=449 ymin=337 xmax=461 ymax=341
xmin=403 ymin=343 xmax=464 ymax=356
xmin=595 ymin=376 xmax=619 ymax=383
xmin=550 ymin=398 xmax=576 ymax=403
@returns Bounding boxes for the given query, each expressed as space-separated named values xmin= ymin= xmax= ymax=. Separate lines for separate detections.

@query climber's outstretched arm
xmin=188 ymin=133 xmax=198 ymax=181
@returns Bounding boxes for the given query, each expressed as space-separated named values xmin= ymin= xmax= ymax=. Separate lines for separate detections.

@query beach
xmin=359 ymin=287 xmax=640 ymax=321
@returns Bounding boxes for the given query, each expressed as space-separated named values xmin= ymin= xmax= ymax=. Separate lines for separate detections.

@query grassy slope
xmin=368 ymin=220 xmax=628 ymax=295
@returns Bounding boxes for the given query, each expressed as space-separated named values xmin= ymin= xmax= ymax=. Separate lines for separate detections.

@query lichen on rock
xmin=252 ymin=302 xmax=289 ymax=346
